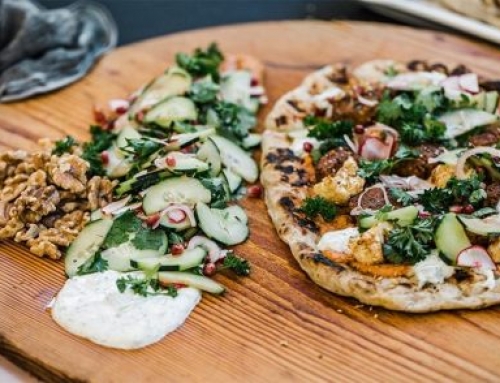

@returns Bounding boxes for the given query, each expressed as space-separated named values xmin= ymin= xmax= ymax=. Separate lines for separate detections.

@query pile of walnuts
xmin=0 ymin=140 xmax=116 ymax=259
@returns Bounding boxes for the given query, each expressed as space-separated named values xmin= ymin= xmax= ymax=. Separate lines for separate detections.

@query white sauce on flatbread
xmin=413 ymin=253 xmax=454 ymax=288
xmin=317 ymin=228 xmax=359 ymax=254
xmin=52 ymin=270 xmax=201 ymax=349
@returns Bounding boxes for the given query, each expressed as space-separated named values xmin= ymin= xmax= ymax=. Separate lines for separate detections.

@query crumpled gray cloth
xmin=0 ymin=0 xmax=117 ymax=102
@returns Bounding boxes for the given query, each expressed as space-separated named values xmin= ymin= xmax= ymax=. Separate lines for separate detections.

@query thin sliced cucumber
xmin=163 ymin=152 xmax=209 ymax=173
xmin=101 ymin=232 xmax=168 ymax=272
xmin=129 ymin=67 xmax=192 ymax=117
xmin=144 ymin=97 xmax=197 ymax=128
xmin=439 ymin=109 xmax=498 ymax=139
xmin=241 ymin=133 xmax=262 ymax=149
xmin=435 ymin=213 xmax=472 ymax=263
xmin=220 ymin=70 xmax=256 ymax=111
xmin=196 ymin=202 xmax=249 ymax=245
xmin=359 ymin=206 xmax=418 ymax=229
xmin=90 ymin=209 xmax=103 ymax=221
xmin=158 ymin=271 xmax=225 ymax=294
xmin=116 ymin=126 xmax=142 ymax=149
xmin=165 ymin=128 xmax=216 ymax=151
xmin=485 ymin=91 xmax=499 ymax=114
xmin=142 ymin=177 xmax=211 ymax=215
xmin=131 ymin=248 xmax=206 ymax=272
xmin=105 ymin=145 xmax=132 ymax=178
xmin=211 ymin=135 xmax=258 ymax=183
xmin=458 ymin=215 xmax=500 ymax=236
xmin=197 ymin=138 xmax=221 ymax=176
xmin=65 ymin=219 xmax=113 ymax=277
xmin=115 ymin=170 xmax=173 ymax=196
xmin=222 ymin=168 xmax=242 ymax=193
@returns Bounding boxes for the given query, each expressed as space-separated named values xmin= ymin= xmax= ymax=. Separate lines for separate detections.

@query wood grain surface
xmin=1 ymin=21 xmax=500 ymax=383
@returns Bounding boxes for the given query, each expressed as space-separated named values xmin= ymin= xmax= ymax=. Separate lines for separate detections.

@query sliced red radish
xmin=101 ymin=196 xmax=131 ymax=215
xmin=167 ymin=209 xmax=186 ymax=223
xmin=112 ymin=202 xmax=142 ymax=216
xmin=109 ymin=99 xmax=130 ymax=114
xmin=359 ymin=136 xmax=394 ymax=161
xmin=187 ymin=235 xmax=222 ymax=263
xmin=458 ymin=73 xmax=479 ymax=94
xmin=249 ymin=86 xmax=265 ymax=96
xmin=160 ymin=204 xmax=196 ymax=227
xmin=456 ymin=246 xmax=496 ymax=270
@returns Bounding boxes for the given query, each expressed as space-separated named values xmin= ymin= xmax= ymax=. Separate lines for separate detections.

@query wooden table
xmin=1 ymin=21 xmax=500 ymax=383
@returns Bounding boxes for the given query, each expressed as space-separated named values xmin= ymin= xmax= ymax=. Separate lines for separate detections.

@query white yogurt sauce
xmin=413 ymin=252 xmax=454 ymax=289
xmin=52 ymin=270 xmax=201 ymax=350
xmin=317 ymin=228 xmax=359 ymax=254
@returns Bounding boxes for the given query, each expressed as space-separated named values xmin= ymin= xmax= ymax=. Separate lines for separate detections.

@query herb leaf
xmin=212 ymin=101 xmax=256 ymax=144
xmin=77 ymin=253 xmax=109 ymax=275
xmin=190 ymin=79 xmax=220 ymax=104
xmin=389 ymin=188 xmax=415 ymax=206
xmin=176 ymin=43 xmax=224 ymax=81
xmin=307 ymin=119 xmax=353 ymax=140
xmin=299 ymin=196 xmax=337 ymax=222
xmin=116 ymin=274 xmax=178 ymax=297
xmin=82 ymin=126 xmax=116 ymax=176
xmin=222 ymin=253 xmax=251 ymax=276
xmin=103 ymin=211 xmax=143 ymax=248
xmin=132 ymin=227 xmax=166 ymax=251
xmin=52 ymin=136 xmax=77 ymax=155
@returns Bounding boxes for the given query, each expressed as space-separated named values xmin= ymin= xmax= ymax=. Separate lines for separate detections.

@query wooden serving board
xmin=2 ymin=21 xmax=500 ymax=383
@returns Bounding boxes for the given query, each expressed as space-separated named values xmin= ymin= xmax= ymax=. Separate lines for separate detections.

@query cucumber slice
xmin=196 ymin=202 xmax=249 ymax=245
xmin=163 ymin=152 xmax=209 ymax=173
xmin=129 ymin=67 xmax=192 ymax=117
xmin=241 ymin=133 xmax=262 ymax=149
xmin=473 ymin=92 xmax=486 ymax=111
xmin=225 ymin=205 xmax=248 ymax=224
xmin=144 ymin=97 xmax=197 ymax=128
xmin=105 ymin=145 xmax=132 ymax=178
xmin=435 ymin=213 xmax=472 ymax=263
xmin=65 ymin=219 xmax=113 ymax=277
xmin=101 ymin=232 xmax=168 ymax=272
xmin=221 ymin=71 xmax=254 ymax=111
xmin=222 ymin=168 xmax=242 ymax=193
xmin=158 ymin=271 xmax=225 ymax=294
xmin=439 ymin=109 xmax=498 ymax=139
xmin=485 ymin=91 xmax=499 ymax=114
xmin=116 ymin=126 xmax=142 ymax=150
xmin=457 ymin=215 xmax=500 ymax=236
xmin=115 ymin=169 xmax=173 ymax=196
xmin=165 ymin=128 xmax=216 ymax=151
xmin=359 ymin=206 xmax=418 ymax=229
xmin=197 ymin=138 xmax=221 ymax=176
xmin=210 ymin=135 xmax=258 ymax=183
xmin=131 ymin=248 xmax=206 ymax=272
xmin=90 ymin=210 xmax=103 ymax=221
xmin=142 ymin=177 xmax=211 ymax=215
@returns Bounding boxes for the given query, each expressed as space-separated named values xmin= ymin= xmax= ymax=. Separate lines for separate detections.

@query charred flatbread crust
xmin=261 ymin=60 xmax=500 ymax=312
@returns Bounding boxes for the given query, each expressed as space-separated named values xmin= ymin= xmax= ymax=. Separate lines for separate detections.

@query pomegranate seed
xmin=463 ymin=204 xmax=475 ymax=214
xmin=354 ymin=125 xmax=365 ymax=134
xmin=173 ymin=283 xmax=187 ymax=289
xmin=203 ymin=262 xmax=217 ymax=276
xmin=115 ymin=106 xmax=128 ymax=115
xmin=303 ymin=141 xmax=313 ymax=153
xmin=251 ymin=78 xmax=259 ymax=86
xmin=247 ymin=184 xmax=262 ymax=198
xmin=171 ymin=244 xmax=184 ymax=256
xmin=145 ymin=213 xmax=160 ymax=227
xmin=166 ymin=156 xmax=176 ymax=167
xmin=449 ymin=205 xmax=463 ymax=214
xmin=100 ymin=151 xmax=109 ymax=165
xmin=93 ymin=107 xmax=107 ymax=124
xmin=136 ymin=111 xmax=145 ymax=123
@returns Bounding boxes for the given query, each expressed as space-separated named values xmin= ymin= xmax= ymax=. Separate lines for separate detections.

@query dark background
xmin=38 ymin=0 xmax=398 ymax=45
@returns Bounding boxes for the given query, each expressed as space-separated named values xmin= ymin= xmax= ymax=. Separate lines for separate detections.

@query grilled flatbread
xmin=261 ymin=59 xmax=500 ymax=312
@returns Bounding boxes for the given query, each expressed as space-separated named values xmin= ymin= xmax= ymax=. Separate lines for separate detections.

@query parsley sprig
xmin=116 ymin=274 xmax=178 ymax=298
xmin=221 ymin=253 xmax=251 ymax=276
xmin=176 ymin=43 xmax=224 ymax=81
xmin=52 ymin=136 xmax=77 ymax=155
xmin=299 ymin=196 xmax=337 ymax=222
xmin=82 ymin=126 xmax=116 ymax=176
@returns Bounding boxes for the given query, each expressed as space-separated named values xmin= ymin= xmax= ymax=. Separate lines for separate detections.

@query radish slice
xmin=160 ymin=204 xmax=196 ymax=227
xmin=359 ymin=136 xmax=394 ymax=160
xmin=456 ymin=246 xmax=496 ymax=270
xmin=187 ymin=235 xmax=222 ymax=263
xmin=109 ymin=99 xmax=130 ymax=112
xmin=386 ymin=72 xmax=446 ymax=90
xmin=101 ymin=196 xmax=131 ymax=215
xmin=455 ymin=146 xmax=500 ymax=179
xmin=249 ymin=86 xmax=265 ymax=96
xmin=357 ymin=94 xmax=378 ymax=107
xmin=459 ymin=73 xmax=479 ymax=94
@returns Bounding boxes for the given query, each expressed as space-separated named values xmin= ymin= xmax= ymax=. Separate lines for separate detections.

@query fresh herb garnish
xmin=221 ymin=253 xmax=251 ymax=276
xmin=212 ymin=101 xmax=256 ymax=144
xmin=299 ymin=196 xmax=337 ymax=222
xmin=132 ymin=227 xmax=166 ymax=250
xmin=385 ymin=217 xmax=437 ymax=264
xmin=81 ymin=125 xmax=116 ymax=176
xmin=52 ymin=136 xmax=77 ymax=155
xmin=190 ymin=79 xmax=220 ymax=104
xmin=357 ymin=159 xmax=394 ymax=183
xmin=122 ymin=138 xmax=163 ymax=173
xmin=176 ymin=43 xmax=224 ymax=81
xmin=389 ymin=188 xmax=415 ymax=206
xmin=103 ymin=211 xmax=143 ymax=248
xmin=307 ymin=119 xmax=353 ymax=140
xmin=76 ymin=253 xmax=109 ymax=275
xmin=116 ymin=274 xmax=178 ymax=298
xmin=200 ymin=177 xmax=229 ymax=207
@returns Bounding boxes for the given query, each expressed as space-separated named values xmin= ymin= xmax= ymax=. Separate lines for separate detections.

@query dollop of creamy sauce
xmin=413 ymin=252 xmax=454 ymax=289
xmin=52 ymin=270 xmax=201 ymax=349
xmin=317 ymin=228 xmax=359 ymax=254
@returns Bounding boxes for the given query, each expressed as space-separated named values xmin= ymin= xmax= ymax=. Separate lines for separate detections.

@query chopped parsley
xmin=81 ymin=125 xmax=116 ymax=176
xmin=131 ymin=227 xmax=166 ymax=250
xmin=211 ymin=101 xmax=256 ymax=144
xmin=176 ymin=43 xmax=224 ymax=81
xmin=221 ymin=253 xmax=251 ymax=276
xmin=384 ymin=217 xmax=438 ymax=264
xmin=389 ymin=188 xmax=415 ymax=206
xmin=122 ymin=138 xmax=163 ymax=173
xmin=103 ymin=211 xmax=143 ymax=248
xmin=76 ymin=253 xmax=108 ymax=275
xmin=52 ymin=136 xmax=77 ymax=155
xmin=306 ymin=118 xmax=353 ymax=140
xmin=116 ymin=274 xmax=178 ymax=298
xmin=299 ymin=196 xmax=337 ymax=222
xmin=357 ymin=159 xmax=394 ymax=183
xmin=189 ymin=79 xmax=220 ymax=104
